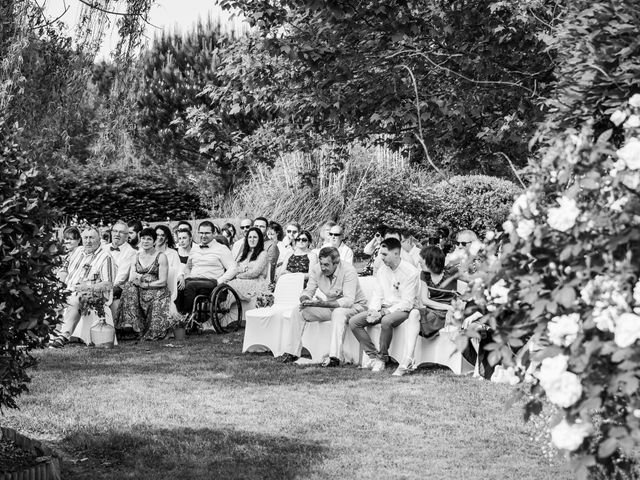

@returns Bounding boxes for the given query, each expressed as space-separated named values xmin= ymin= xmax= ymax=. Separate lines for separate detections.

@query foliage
xmin=48 ymin=166 xmax=208 ymax=224
xmin=0 ymin=122 xmax=65 ymax=411
xmin=343 ymin=174 xmax=520 ymax=252
xmin=209 ymin=0 xmax=560 ymax=175
xmin=455 ymin=1 xmax=640 ymax=478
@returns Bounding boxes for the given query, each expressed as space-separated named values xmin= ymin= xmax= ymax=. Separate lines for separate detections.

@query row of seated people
xmin=51 ymin=217 xmax=479 ymax=366
xmin=50 ymin=217 xmax=371 ymax=346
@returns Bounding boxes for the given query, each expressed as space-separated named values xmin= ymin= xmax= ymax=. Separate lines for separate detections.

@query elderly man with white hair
xmin=50 ymin=226 xmax=117 ymax=348
xmin=103 ymin=220 xmax=137 ymax=319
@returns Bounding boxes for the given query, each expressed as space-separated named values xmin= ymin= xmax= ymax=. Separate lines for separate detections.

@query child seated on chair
xmin=392 ymin=245 xmax=459 ymax=376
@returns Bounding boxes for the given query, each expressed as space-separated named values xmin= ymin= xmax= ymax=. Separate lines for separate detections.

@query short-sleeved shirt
xmin=421 ymin=267 xmax=459 ymax=304
xmin=187 ymin=241 xmax=236 ymax=282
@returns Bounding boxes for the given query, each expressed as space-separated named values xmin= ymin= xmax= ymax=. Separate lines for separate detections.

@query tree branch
xmin=75 ymin=0 xmax=160 ymax=29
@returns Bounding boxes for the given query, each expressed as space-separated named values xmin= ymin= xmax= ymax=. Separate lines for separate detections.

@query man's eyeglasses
xmin=296 ymin=237 xmax=309 ymax=243
xmin=456 ymin=240 xmax=471 ymax=247
xmin=328 ymin=232 xmax=342 ymax=237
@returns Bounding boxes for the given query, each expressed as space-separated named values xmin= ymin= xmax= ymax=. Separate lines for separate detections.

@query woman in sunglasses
xmin=276 ymin=230 xmax=318 ymax=280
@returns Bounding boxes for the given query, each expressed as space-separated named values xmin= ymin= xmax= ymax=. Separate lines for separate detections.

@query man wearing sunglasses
xmin=445 ymin=229 xmax=478 ymax=269
xmin=175 ymin=220 xmax=237 ymax=317
xmin=279 ymin=246 xmax=367 ymax=366
xmin=325 ymin=225 xmax=354 ymax=265
xmin=232 ymin=218 xmax=253 ymax=260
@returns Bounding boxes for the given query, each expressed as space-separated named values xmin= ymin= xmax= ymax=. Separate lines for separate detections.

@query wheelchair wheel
xmin=210 ymin=284 xmax=242 ymax=333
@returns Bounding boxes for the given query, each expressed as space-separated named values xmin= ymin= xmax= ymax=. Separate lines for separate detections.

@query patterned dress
xmin=285 ymin=253 xmax=311 ymax=274
xmin=115 ymin=252 xmax=174 ymax=340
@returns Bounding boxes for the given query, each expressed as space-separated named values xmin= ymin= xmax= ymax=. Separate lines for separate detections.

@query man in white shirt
xmin=232 ymin=218 xmax=252 ymax=260
xmin=175 ymin=221 xmax=237 ymax=316
xmin=326 ymin=224 xmax=354 ymax=264
xmin=50 ymin=227 xmax=116 ymax=348
xmin=348 ymin=237 xmax=420 ymax=372
xmin=372 ymin=228 xmax=419 ymax=274
xmin=103 ymin=220 xmax=137 ymax=319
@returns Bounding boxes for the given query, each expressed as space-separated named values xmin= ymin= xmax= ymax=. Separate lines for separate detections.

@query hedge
xmin=48 ymin=167 xmax=209 ymax=224
xmin=343 ymin=174 xmax=522 ymax=253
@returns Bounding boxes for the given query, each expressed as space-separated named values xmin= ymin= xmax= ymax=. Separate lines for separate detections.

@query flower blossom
xmin=536 ymin=355 xmax=568 ymax=385
xmin=624 ymin=115 xmax=640 ymax=129
xmin=544 ymin=371 xmax=583 ymax=408
xmin=629 ymin=94 xmax=640 ymax=108
xmin=610 ymin=110 xmax=627 ymax=126
xmin=491 ymin=366 xmax=520 ymax=385
xmin=551 ymin=419 xmax=592 ymax=451
xmin=617 ymin=137 xmax=640 ymax=170
xmin=547 ymin=196 xmax=580 ymax=232
xmin=502 ymin=220 xmax=514 ymax=234
xmin=511 ymin=191 xmax=539 ymax=218
xmin=547 ymin=313 xmax=580 ymax=346
xmin=614 ymin=312 xmax=640 ymax=348
xmin=516 ymin=219 xmax=535 ymax=239
xmin=489 ymin=279 xmax=510 ymax=305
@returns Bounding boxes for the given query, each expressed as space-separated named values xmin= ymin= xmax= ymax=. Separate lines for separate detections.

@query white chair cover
xmin=242 ymin=273 xmax=305 ymax=356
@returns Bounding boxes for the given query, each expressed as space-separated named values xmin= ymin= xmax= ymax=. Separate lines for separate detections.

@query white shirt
xmin=368 ymin=260 xmax=420 ymax=313
xmin=372 ymin=248 xmax=418 ymax=275
xmin=103 ymin=242 xmax=136 ymax=286
xmin=186 ymin=241 xmax=237 ymax=283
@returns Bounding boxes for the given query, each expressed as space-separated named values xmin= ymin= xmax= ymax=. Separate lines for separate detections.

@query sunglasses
xmin=296 ymin=237 xmax=309 ymax=243
xmin=328 ymin=232 xmax=342 ymax=237
xmin=456 ymin=240 xmax=471 ymax=246
xmin=240 ymin=225 xmax=251 ymax=230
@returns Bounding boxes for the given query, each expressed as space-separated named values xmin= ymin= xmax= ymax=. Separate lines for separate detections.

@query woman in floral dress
xmin=115 ymin=228 xmax=174 ymax=340
xmin=276 ymin=230 xmax=318 ymax=281
xmin=228 ymin=227 xmax=269 ymax=303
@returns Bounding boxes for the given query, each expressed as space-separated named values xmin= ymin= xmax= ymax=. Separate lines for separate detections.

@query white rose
xmin=485 ymin=230 xmax=496 ymax=241
xmin=547 ymin=313 xmax=581 ymax=346
xmin=624 ymin=115 xmax=640 ymax=129
xmin=593 ymin=304 xmax=616 ymax=332
xmin=617 ymin=137 xmax=640 ymax=170
xmin=551 ymin=419 xmax=592 ymax=451
xmin=516 ymin=219 xmax=535 ymax=239
xmin=502 ymin=220 xmax=514 ymax=234
xmin=536 ymin=354 xmax=568 ymax=386
xmin=547 ymin=196 xmax=580 ymax=232
xmin=621 ymin=171 xmax=640 ymax=189
xmin=491 ymin=365 xmax=520 ymax=385
xmin=489 ymin=279 xmax=509 ymax=304
xmin=610 ymin=110 xmax=627 ymax=126
xmin=614 ymin=312 xmax=640 ymax=348
xmin=544 ymin=371 xmax=583 ymax=408
xmin=629 ymin=94 xmax=640 ymax=108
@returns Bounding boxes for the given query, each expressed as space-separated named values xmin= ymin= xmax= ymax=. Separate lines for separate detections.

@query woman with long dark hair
xmin=228 ymin=227 xmax=269 ymax=304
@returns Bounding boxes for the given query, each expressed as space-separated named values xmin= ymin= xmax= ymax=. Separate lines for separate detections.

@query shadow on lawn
xmin=59 ymin=426 xmax=328 ymax=480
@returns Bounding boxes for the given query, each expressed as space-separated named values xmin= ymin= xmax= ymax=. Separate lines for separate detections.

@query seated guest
xmin=176 ymin=228 xmax=193 ymax=266
xmin=176 ymin=220 xmax=193 ymax=232
xmin=100 ymin=227 xmax=111 ymax=245
xmin=103 ymin=220 xmax=137 ymax=319
xmin=280 ymin=246 xmax=368 ymax=366
xmin=155 ymin=225 xmax=182 ymax=304
xmin=228 ymin=227 xmax=269 ymax=304
xmin=232 ymin=218 xmax=253 ymax=260
xmin=57 ymin=226 xmax=82 ymax=276
xmin=276 ymin=230 xmax=318 ymax=280
xmin=324 ymin=224 xmax=354 ymax=264
xmin=268 ymin=221 xmax=286 ymax=252
xmin=283 ymin=222 xmax=301 ymax=250
xmin=312 ymin=220 xmax=336 ymax=256
xmin=437 ymin=226 xmax=453 ymax=254
xmin=393 ymin=245 xmax=459 ymax=376
xmin=115 ymin=228 xmax=174 ymax=340
xmin=128 ymin=220 xmax=143 ymax=249
xmin=175 ymin=221 xmax=237 ymax=317
xmin=348 ymin=238 xmax=420 ymax=372
xmin=371 ymin=228 xmax=419 ymax=274
xmin=254 ymin=216 xmax=279 ymax=283
xmin=50 ymin=226 xmax=116 ymax=348
xmin=361 ymin=225 xmax=386 ymax=276
xmin=221 ymin=222 xmax=236 ymax=245
xmin=445 ymin=229 xmax=479 ymax=270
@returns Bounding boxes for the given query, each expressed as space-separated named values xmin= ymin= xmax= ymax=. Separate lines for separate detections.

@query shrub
xmin=48 ymin=166 xmax=208 ymax=224
xmin=343 ymin=174 xmax=521 ymax=253
xmin=0 ymin=124 xmax=65 ymax=411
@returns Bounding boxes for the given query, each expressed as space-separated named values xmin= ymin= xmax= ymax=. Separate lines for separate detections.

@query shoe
xmin=321 ymin=357 xmax=340 ymax=368
xmin=392 ymin=358 xmax=415 ymax=377
xmin=279 ymin=353 xmax=299 ymax=364
xmin=370 ymin=358 xmax=386 ymax=373
xmin=48 ymin=335 xmax=68 ymax=349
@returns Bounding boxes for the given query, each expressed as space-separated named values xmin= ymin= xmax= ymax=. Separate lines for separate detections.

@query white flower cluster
xmin=485 ymin=279 xmax=509 ymax=311
xmin=547 ymin=196 xmax=580 ymax=232
xmin=536 ymin=355 xmax=582 ymax=408
xmin=547 ymin=313 xmax=580 ymax=346
xmin=491 ymin=365 xmax=520 ymax=385
xmin=551 ymin=418 xmax=592 ymax=451
xmin=610 ymin=95 xmax=640 ymax=188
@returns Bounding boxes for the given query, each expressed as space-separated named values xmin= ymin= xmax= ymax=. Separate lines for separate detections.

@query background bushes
xmin=343 ymin=174 xmax=521 ymax=252
xmin=49 ymin=167 xmax=208 ymax=224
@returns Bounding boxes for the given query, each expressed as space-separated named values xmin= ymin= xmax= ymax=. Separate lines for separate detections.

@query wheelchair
xmin=189 ymin=283 xmax=243 ymax=334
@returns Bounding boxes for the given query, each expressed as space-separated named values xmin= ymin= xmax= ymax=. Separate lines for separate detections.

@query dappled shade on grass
xmin=60 ymin=427 xmax=327 ymax=480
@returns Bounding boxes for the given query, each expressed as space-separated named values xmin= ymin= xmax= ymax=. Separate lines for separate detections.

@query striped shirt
xmin=65 ymin=246 xmax=115 ymax=292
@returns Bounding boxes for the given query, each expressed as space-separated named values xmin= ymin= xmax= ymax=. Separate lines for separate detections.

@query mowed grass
xmin=2 ymin=332 xmax=571 ymax=480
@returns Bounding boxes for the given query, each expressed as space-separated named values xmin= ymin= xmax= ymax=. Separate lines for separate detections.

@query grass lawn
xmin=2 ymin=332 xmax=571 ymax=479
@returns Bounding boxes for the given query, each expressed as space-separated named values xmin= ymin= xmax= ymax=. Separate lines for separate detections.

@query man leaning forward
xmin=280 ymin=247 xmax=367 ymax=366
